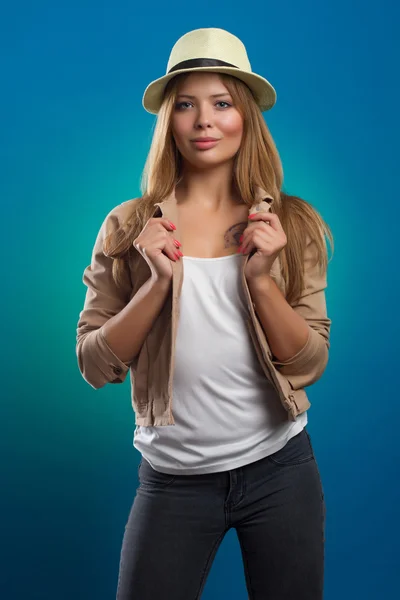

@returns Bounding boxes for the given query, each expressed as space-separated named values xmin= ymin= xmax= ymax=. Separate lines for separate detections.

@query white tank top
xmin=134 ymin=253 xmax=307 ymax=474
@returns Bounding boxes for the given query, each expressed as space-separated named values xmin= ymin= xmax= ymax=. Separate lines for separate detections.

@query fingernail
xmin=237 ymin=245 xmax=243 ymax=253
xmin=249 ymin=214 xmax=256 ymax=219
xmin=239 ymin=235 xmax=244 ymax=242
xmin=177 ymin=250 xmax=184 ymax=257
xmin=174 ymin=251 xmax=180 ymax=259
xmin=170 ymin=221 xmax=176 ymax=230
xmin=173 ymin=239 xmax=181 ymax=247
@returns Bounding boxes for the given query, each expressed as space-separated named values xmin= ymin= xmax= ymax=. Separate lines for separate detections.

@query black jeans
xmin=116 ymin=428 xmax=326 ymax=600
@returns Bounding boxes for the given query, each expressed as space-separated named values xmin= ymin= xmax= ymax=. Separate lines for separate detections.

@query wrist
xmin=151 ymin=273 xmax=173 ymax=291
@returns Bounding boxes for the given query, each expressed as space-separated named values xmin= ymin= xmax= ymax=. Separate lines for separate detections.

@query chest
xmin=177 ymin=206 xmax=249 ymax=259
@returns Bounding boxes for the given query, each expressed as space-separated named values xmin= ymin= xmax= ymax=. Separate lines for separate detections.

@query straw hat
xmin=142 ymin=28 xmax=277 ymax=114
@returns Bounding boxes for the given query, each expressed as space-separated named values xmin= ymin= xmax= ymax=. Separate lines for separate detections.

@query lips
xmin=191 ymin=138 xmax=219 ymax=142
xmin=191 ymin=138 xmax=220 ymax=150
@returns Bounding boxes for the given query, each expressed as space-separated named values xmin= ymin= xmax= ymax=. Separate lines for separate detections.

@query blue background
xmin=1 ymin=1 xmax=399 ymax=598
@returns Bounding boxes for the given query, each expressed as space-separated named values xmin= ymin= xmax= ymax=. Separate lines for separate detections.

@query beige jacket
xmin=76 ymin=187 xmax=331 ymax=426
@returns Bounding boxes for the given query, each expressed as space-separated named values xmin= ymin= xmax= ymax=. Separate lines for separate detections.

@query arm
xmin=76 ymin=208 xmax=171 ymax=389
xmin=248 ymin=237 xmax=331 ymax=389
xmin=248 ymin=276 xmax=310 ymax=361
xmin=101 ymin=275 xmax=171 ymax=363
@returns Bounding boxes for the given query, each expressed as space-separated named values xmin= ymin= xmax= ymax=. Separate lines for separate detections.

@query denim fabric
xmin=116 ymin=428 xmax=326 ymax=599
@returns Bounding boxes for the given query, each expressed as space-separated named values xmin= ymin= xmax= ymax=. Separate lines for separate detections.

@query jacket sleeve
xmin=271 ymin=235 xmax=331 ymax=389
xmin=76 ymin=207 xmax=133 ymax=389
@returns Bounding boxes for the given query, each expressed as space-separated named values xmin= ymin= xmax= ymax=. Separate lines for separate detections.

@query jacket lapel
xmin=152 ymin=185 xmax=282 ymax=294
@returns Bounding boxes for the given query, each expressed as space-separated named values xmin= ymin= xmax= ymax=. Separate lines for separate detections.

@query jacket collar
xmin=154 ymin=185 xmax=274 ymax=221
xmin=152 ymin=185 xmax=278 ymax=291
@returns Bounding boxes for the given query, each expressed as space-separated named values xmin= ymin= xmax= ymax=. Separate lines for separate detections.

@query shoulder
xmin=100 ymin=197 xmax=141 ymax=236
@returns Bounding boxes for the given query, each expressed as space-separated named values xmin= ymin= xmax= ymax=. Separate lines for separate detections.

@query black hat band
xmin=168 ymin=58 xmax=238 ymax=73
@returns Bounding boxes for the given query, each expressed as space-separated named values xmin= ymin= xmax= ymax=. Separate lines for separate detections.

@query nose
xmin=194 ymin=102 xmax=214 ymax=129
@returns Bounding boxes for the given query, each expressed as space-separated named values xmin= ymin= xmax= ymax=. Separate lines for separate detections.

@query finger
xmin=144 ymin=242 xmax=178 ymax=263
xmin=239 ymin=238 xmax=257 ymax=255
xmin=148 ymin=217 xmax=177 ymax=232
xmin=248 ymin=211 xmax=283 ymax=232
xmin=135 ymin=233 xmax=180 ymax=263
xmin=163 ymin=237 xmax=182 ymax=262
xmin=239 ymin=225 xmax=257 ymax=251
xmin=240 ymin=225 xmax=274 ymax=252
xmin=247 ymin=221 xmax=276 ymax=239
xmin=252 ymin=232 xmax=277 ymax=254
xmin=172 ymin=238 xmax=182 ymax=249
xmin=167 ymin=233 xmax=183 ymax=259
xmin=238 ymin=230 xmax=255 ymax=254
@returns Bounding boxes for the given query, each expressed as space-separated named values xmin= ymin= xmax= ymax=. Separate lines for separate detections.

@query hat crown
xmin=166 ymin=28 xmax=252 ymax=74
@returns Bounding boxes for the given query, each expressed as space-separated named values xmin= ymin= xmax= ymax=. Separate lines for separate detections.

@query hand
xmin=241 ymin=211 xmax=287 ymax=283
xmin=133 ymin=217 xmax=182 ymax=281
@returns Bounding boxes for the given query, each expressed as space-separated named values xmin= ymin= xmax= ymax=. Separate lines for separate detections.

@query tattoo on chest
xmin=224 ymin=221 xmax=247 ymax=248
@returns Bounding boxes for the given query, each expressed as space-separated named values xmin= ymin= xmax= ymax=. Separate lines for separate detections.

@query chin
xmin=186 ymin=152 xmax=237 ymax=169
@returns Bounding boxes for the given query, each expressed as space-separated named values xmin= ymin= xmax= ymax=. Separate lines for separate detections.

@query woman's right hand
xmin=133 ymin=218 xmax=182 ymax=281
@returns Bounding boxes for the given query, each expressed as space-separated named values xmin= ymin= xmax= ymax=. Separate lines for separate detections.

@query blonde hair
xmin=104 ymin=72 xmax=333 ymax=305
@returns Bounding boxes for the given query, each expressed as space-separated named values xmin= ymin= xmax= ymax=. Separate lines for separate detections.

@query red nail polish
xmin=173 ymin=239 xmax=181 ymax=247
xmin=170 ymin=221 xmax=176 ymax=230
xmin=178 ymin=250 xmax=184 ymax=257
xmin=239 ymin=235 xmax=244 ymax=242
xmin=249 ymin=214 xmax=256 ymax=219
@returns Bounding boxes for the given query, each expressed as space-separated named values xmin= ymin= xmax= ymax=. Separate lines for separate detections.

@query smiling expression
xmin=171 ymin=72 xmax=244 ymax=169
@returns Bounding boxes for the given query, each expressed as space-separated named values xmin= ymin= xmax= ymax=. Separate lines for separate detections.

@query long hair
xmin=104 ymin=72 xmax=333 ymax=305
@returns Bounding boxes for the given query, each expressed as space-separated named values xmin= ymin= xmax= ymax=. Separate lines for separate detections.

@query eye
xmin=216 ymin=101 xmax=232 ymax=109
xmin=175 ymin=101 xmax=192 ymax=110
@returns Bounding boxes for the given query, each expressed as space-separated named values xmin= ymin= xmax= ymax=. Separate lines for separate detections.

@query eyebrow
xmin=176 ymin=93 xmax=232 ymax=99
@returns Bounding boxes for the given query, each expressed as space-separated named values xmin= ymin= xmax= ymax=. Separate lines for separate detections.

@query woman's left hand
xmin=241 ymin=211 xmax=287 ymax=283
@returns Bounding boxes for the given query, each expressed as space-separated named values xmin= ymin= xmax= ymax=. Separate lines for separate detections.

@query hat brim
xmin=142 ymin=66 xmax=277 ymax=114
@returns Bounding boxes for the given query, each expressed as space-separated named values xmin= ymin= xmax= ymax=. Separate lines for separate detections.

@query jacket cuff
xmin=272 ymin=326 xmax=328 ymax=381
xmin=77 ymin=327 xmax=130 ymax=389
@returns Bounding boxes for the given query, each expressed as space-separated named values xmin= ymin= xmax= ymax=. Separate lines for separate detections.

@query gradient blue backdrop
xmin=1 ymin=1 xmax=399 ymax=598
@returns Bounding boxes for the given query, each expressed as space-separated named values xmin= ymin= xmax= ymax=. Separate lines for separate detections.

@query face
xmin=171 ymin=72 xmax=244 ymax=169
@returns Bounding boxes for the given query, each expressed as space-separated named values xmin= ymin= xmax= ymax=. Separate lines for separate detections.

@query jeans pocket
xmin=138 ymin=458 xmax=176 ymax=489
xmin=268 ymin=428 xmax=314 ymax=467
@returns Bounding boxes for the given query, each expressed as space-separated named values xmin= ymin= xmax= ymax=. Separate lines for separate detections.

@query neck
xmin=175 ymin=162 xmax=242 ymax=212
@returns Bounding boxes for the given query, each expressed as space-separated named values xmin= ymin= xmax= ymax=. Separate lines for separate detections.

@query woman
xmin=76 ymin=28 xmax=333 ymax=600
